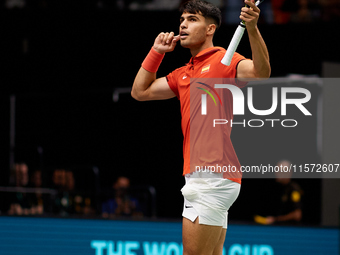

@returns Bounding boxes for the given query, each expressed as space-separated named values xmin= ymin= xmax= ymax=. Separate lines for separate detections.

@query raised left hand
xmin=240 ymin=0 xmax=260 ymax=32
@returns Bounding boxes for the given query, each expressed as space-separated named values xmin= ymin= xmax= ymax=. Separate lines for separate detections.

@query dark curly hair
xmin=179 ymin=0 xmax=222 ymax=31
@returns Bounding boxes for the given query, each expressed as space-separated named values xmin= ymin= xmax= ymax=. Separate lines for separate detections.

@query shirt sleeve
xmin=231 ymin=52 xmax=248 ymax=88
xmin=230 ymin=52 xmax=247 ymax=75
xmin=166 ymin=71 xmax=180 ymax=99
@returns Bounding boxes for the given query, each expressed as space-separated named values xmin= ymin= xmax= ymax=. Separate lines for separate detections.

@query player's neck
xmin=190 ymin=41 xmax=214 ymax=57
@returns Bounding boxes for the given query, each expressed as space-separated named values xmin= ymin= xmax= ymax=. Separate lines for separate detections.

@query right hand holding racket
xmin=153 ymin=32 xmax=180 ymax=54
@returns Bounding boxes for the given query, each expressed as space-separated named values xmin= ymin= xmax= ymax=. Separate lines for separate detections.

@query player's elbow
xmin=263 ymin=64 xmax=271 ymax=78
xmin=131 ymin=88 xmax=147 ymax=101
xmin=131 ymin=90 xmax=142 ymax=101
xmin=259 ymin=70 xmax=271 ymax=79
xmin=255 ymin=64 xmax=271 ymax=79
xmin=131 ymin=89 xmax=138 ymax=100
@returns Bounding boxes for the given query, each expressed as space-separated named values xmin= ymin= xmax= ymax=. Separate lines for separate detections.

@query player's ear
xmin=207 ymin=23 xmax=216 ymax=36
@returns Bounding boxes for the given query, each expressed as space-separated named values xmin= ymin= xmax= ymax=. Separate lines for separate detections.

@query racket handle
xmin=221 ymin=25 xmax=246 ymax=66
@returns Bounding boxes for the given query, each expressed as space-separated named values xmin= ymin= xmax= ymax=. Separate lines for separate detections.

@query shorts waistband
xmin=185 ymin=171 xmax=223 ymax=179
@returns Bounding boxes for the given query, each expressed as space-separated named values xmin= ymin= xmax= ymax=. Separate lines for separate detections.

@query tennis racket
xmin=221 ymin=0 xmax=264 ymax=66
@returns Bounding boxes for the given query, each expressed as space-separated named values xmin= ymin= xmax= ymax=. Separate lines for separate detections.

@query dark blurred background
xmin=0 ymin=0 xmax=340 ymax=225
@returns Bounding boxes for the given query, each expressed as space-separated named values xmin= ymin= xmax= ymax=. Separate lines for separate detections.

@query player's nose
xmin=180 ymin=20 xmax=188 ymax=30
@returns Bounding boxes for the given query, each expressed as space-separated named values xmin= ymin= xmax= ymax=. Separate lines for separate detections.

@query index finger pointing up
xmin=245 ymin=0 xmax=260 ymax=11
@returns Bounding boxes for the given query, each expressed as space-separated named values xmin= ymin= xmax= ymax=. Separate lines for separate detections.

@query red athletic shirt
xmin=166 ymin=47 xmax=247 ymax=184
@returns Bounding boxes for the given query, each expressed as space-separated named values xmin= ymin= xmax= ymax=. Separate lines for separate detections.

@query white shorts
xmin=181 ymin=171 xmax=240 ymax=229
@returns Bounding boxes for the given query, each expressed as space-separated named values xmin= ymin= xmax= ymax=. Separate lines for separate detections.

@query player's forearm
xmin=247 ymin=26 xmax=271 ymax=78
xmin=131 ymin=46 xmax=165 ymax=101
xmin=131 ymin=67 xmax=156 ymax=101
xmin=132 ymin=32 xmax=179 ymax=101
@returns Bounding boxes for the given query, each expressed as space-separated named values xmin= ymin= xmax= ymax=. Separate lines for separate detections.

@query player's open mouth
xmin=180 ymin=31 xmax=189 ymax=39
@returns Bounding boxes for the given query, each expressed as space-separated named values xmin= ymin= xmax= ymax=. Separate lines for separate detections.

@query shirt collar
xmin=188 ymin=46 xmax=223 ymax=65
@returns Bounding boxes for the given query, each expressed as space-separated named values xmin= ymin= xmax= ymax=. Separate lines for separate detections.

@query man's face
xmin=179 ymin=12 xmax=211 ymax=49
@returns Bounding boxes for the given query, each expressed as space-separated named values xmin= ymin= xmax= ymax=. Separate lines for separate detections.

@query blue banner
xmin=0 ymin=216 xmax=338 ymax=255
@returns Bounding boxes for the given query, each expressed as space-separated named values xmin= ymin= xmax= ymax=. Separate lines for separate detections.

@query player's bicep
xmin=236 ymin=59 xmax=256 ymax=79
xmin=146 ymin=77 xmax=176 ymax=100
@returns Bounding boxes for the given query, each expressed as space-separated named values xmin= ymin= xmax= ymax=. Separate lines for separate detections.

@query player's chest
xmin=177 ymin=62 xmax=219 ymax=88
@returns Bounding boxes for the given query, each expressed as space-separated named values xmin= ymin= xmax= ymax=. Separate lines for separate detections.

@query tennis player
xmin=131 ymin=0 xmax=270 ymax=254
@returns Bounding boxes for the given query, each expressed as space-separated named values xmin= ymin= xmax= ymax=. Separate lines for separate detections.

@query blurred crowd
xmin=1 ymin=160 xmax=304 ymax=225
xmin=2 ymin=0 xmax=340 ymax=23
xmin=7 ymin=162 xmax=43 ymax=215
xmin=1 ymin=162 xmax=146 ymax=218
